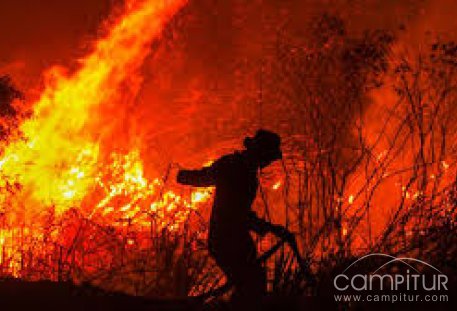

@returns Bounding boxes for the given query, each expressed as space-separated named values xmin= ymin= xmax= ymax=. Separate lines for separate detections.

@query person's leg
xmin=229 ymin=260 xmax=265 ymax=309
xmin=210 ymin=232 xmax=266 ymax=308
xmin=227 ymin=235 xmax=266 ymax=309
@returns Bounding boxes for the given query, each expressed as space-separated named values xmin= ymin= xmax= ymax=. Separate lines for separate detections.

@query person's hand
xmin=165 ymin=163 xmax=183 ymax=184
xmin=176 ymin=169 xmax=186 ymax=184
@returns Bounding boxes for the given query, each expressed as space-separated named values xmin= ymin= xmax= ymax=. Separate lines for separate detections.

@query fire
xmin=90 ymin=149 xmax=212 ymax=230
xmin=342 ymin=226 xmax=348 ymax=237
xmin=272 ymin=180 xmax=282 ymax=190
xmin=0 ymin=0 xmax=215 ymax=278
xmin=0 ymin=0 xmax=189 ymax=215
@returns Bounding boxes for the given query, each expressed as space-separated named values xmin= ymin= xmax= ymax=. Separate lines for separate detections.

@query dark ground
xmin=0 ymin=278 xmax=314 ymax=311
xmin=0 ymin=278 xmax=454 ymax=311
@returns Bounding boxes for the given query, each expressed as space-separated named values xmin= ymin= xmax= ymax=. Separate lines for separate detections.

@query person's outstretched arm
xmin=177 ymin=165 xmax=217 ymax=187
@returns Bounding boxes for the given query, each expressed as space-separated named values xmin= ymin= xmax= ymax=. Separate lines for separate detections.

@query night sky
xmin=0 ymin=0 xmax=113 ymax=88
xmin=1 ymin=0 xmax=456 ymax=88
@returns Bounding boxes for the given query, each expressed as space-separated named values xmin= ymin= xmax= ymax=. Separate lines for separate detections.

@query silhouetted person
xmin=177 ymin=129 xmax=287 ymax=308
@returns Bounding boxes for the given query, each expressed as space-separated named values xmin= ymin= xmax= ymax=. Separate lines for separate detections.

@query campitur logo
xmin=333 ymin=253 xmax=449 ymax=303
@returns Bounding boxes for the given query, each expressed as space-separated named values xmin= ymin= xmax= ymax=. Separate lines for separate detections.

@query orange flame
xmin=0 ymin=0 xmax=216 ymax=275
xmin=0 ymin=0 xmax=190 ymax=214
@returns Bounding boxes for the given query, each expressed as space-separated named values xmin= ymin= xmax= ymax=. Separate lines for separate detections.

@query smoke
xmin=132 ymin=0 xmax=403 ymax=166
xmin=1 ymin=0 xmax=456 ymax=170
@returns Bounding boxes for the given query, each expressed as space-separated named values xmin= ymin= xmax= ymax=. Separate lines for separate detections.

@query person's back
xmin=208 ymin=152 xmax=258 ymax=247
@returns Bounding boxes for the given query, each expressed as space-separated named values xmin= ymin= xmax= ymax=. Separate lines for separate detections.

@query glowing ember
xmin=342 ymin=226 xmax=348 ymax=237
xmin=272 ymin=180 xmax=282 ymax=190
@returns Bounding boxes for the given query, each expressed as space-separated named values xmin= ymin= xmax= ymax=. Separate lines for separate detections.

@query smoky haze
xmin=0 ymin=0 xmax=456 ymax=172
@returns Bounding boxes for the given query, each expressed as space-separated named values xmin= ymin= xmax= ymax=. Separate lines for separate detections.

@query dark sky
xmin=0 ymin=0 xmax=455 ymax=89
xmin=0 ymin=0 xmax=114 ymax=88
xmin=1 ymin=0 xmax=457 ymax=168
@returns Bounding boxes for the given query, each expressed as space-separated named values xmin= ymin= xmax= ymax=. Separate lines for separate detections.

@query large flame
xmin=0 ymin=0 xmax=192 ymax=213
xmin=0 ymin=0 xmax=213 ymax=276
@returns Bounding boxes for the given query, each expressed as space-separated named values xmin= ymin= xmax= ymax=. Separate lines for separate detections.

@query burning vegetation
xmin=0 ymin=0 xmax=212 ymax=294
xmin=0 ymin=0 xmax=456 ymax=309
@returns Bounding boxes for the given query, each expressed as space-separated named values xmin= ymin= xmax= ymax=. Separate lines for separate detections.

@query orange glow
xmin=342 ymin=227 xmax=348 ymax=237
xmin=0 ymin=0 xmax=188 ymax=215
xmin=272 ymin=180 xmax=282 ymax=190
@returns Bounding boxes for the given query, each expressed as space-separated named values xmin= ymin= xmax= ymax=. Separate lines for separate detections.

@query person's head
xmin=243 ymin=129 xmax=282 ymax=168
